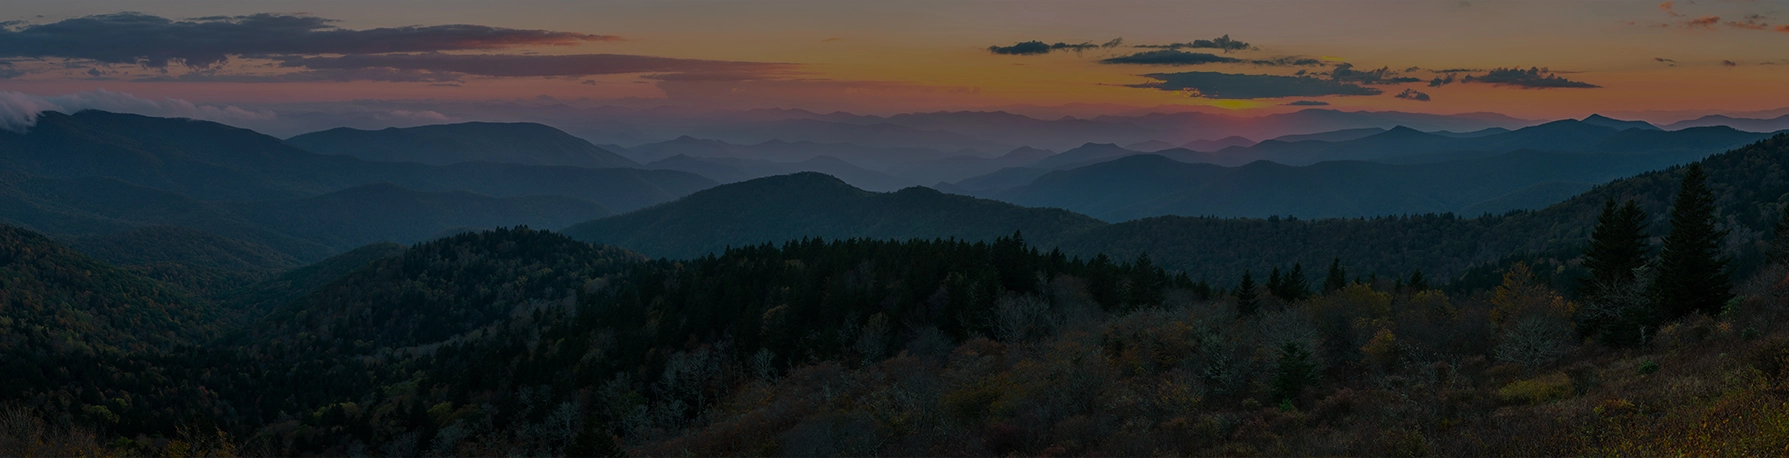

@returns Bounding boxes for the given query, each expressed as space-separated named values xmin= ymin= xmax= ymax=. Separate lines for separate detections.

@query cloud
xmin=1393 ymin=88 xmax=1431 ymax=101
xmin=0 ymin=89 xmax=274 ymax=131
xmin=1660 ymin=2 xmax=1683 ymax=17
xmin=1327 ymin=63 xmax=1421 ymax=85
xmin=1682 ymin=15 xmax=1722 ymax=28
xmin=273 ymin=53 xmax=797 ymax=80
xmin=1100 ymin=50 xmax=1241 ymax=65
xmin=1284 ymin=100 xmax=1330 ymax=106
xmin=1461 ymin=67 xmax=1599 ymax=88
xmin=1723 ymin=59 xmax=1739 ymax=67
xmin=1428 ymin=73 xmax=1457 ymax=87
xmin=1130 ymin=71 xmax=1382 ymax=99
xmin=136 ymin=67 xmax=464 ymax=83
xmin=987 ymin=40 xmax=1112 ymax=55
xmin=1654 ymin=57 xmax=1676 ymax=63
xmin=1132 ymin=35 xmax=1252 ymax=53
xmin=1727 ymin=14 xmax=1773 ymax=30
xmin=0 ymin=12 xmax=616 ymax=69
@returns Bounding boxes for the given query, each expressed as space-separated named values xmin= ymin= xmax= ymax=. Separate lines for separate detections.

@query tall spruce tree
xmin=1284 ymin=263 xmax=1311 ymax=301
xmin=1407 ymin=270 xmax=1428 ymax=292
xmin=1655 ymin=164 xmax=1733 ymax=318
xmin=1323 ymin=258 xmax=1348 ymax=293
xmin=1581 ymin=198 xmax=1651 ymax=298
xmin=1770 ymin=203 xmax=1789 ymax=265
xmin=1236 ymin=271 xmax=1260 ymax=317
xmin=1266 ymin=267 xmax=1284 ymax=299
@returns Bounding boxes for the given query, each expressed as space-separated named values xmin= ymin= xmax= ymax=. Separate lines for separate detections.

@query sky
xmin=2 ymin=0 xmax=1788 ymax=120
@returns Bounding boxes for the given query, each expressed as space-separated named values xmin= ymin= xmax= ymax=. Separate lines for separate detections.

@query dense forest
xmin=3 ymin=131 xmax=1789 ymax=455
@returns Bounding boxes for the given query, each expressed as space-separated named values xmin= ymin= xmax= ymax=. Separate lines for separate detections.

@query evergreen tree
xmin=1271 ymin=342 xmax=1318 ymax=404
xmin=1580 ymin=199 xmax=1651 ymax=298
xmin=1323 ymin=258 xmax=1347 ymax=293
xmin=1655 ymin=164 xmax=1733 ymax=318
xmin=1235 ymin=271 xmax=1260 ymax=317
xmin=1124 ymin=253 xmax=1167 ymax=307
xmin=1407 ymin=270 xmax=1428 ymax=292
xmin=1283 ymin=263 xmax=1311 ymax=301
xmin=1266 ymin=267 xmax=1284 ymax=300
xmin=1770 ymin=203 xmax=1789 ymax=265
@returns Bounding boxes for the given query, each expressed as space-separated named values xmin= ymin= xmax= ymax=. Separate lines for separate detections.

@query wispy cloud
xmin=0 ymin=12 xmax=616 ymax=69
xmin=1132 ymin=35 xmax=1252 ymax=53
xmin=1393 ymin=88 xmax=1431 ymax=101
xmin=1461 ymin=67 xmax=1599 ymax=89
xmin=1129 ymin=71 xmax=1382 ymax=99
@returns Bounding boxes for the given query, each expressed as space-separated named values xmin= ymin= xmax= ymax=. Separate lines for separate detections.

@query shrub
xmin=1638 ymin=360 xmax=1661 ymax=375
xmin=1496 ymin=372 xmax=1573 ymax=405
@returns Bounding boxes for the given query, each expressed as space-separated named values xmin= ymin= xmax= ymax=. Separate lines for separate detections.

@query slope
xmin=286 ymin=122 xmax=638 ymax=168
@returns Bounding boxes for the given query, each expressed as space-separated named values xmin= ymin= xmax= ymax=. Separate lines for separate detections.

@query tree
xmin=1580 ymin=199 xmax=1651 ymax=298
xmin=1654 ymin=164 xmax=1733 ymax=319
xmin=1283 ymin=263 xmax=1311 ymax=301
xmin=1770 ymin=203 xmax=1789 ymax=265
xmin=1407 ymin=270 xmax=1428 ymax=292
xmin=1271 ymin=342 xmax=1318 ymax=404
xmin=1323 ymin=258 xmax=1347 ymax=293
xmin=1235 ymin=271 xmax=1260 ymax=317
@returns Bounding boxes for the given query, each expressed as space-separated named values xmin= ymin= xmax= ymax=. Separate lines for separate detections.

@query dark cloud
xmin=1432 ymin=68 xmax=1480 ymax=73
xmin=1393 ymin=88 xmax=1431 ymax=101
xmin=1100 ymin=50 xmax=1240 ymax=65
xmin=1722 ymin=60 xmax=1739 ymax=67
xmin=275 ymin=53 xmax=797 ymax=79
xmin=1249 ymin=56 xmax=1324 ymax=67
xmin=1132 ymin=35 xmax=1252 ymax=53
xmin=136 ymin=67 xmax=464 ymax=83
xmin=1461 ymin=67 xmax=1599 ymax=89
xmin=0 ymin=12 xmax=617 ymax=69
xmin=1654 ymin=57 xmax=1676 ymax=63
xmin=1327 ymin=63 xmax=1421 ymax=85
xmin=987 ymin=39 xmax=1117 ymax=55
xmin=1285 ymin=100 xmax=1330 ymax=106
xmin=1682 ymin=15 xmax=1721 ymax=28
xmin=1428 ymin=73 xmax=1456 ymax=87
xmin=1727 ymin=14 xmax=1772 ymax=30
xmin=1130 ymin=71 xmax=1382 ymax=99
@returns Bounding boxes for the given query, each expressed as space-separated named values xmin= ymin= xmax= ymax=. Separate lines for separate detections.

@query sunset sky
xmin=3 ymin=0 xmax=1788 ymax=120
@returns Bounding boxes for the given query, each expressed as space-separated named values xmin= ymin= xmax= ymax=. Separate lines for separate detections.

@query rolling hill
xmin=285 ymin=121 xmax=638 ymax=168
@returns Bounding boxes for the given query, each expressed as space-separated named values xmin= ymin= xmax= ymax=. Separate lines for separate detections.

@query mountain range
xmin=285 ymin=121 xmax=638 ymax=168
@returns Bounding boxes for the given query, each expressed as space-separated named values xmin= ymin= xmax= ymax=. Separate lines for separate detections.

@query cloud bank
xmin=1131 ymin=71 xmax=1382 ymax=99
xmin=0 ymin=89 xmax=274 ymax=132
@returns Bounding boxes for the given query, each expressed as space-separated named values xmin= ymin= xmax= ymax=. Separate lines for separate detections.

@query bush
xmin=1496 ymin=373 xmax=1573 ymax=405
xmin=1638 ymin=360 xmax=1661 ymax=375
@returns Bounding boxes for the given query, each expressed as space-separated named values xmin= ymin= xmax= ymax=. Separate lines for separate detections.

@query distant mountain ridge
xmin=286 ymin=121 xmax=638 ymax=168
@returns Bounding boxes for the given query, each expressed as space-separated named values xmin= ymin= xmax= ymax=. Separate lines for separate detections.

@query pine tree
xmin=1581 ymin=198 xmax=1651 ymax=298
xmin=1655 ymin=164 xmax=1733 ymax=318
xmin=1283 ymin=263 xmax=1311 ymax=301
xmin=1235 ymin=271 xmax=1260 ymax=317
xmin=1323 ymin=258 xmax=1347 ymax=293
xmin=1266 ymin=267 xmax=1284 ymax=300
xmin=1271 ymin=342 xmax=1318 ymax=404
xmin=1770 ymin=203 xmax=1789 ymax=265
xmin=1407 ymin=270 xmax=1428 ymax=292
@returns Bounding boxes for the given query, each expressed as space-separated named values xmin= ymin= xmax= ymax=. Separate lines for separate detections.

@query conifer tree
xmin=1407 ymin=270 xmax=1428 ymax=292
xmin=1235 ymin=271 xmax=1260 ymax=317
xmin=1284 ymin=263 xmax=1311 ymax=301
xmin=1655 ymin=164 xmax=1733 ymax=318
xmin=1266 ymin=267 xmax=1284 ymax=299
xmin=1581 ymin=198 xmax=1651 ymax=298
xmin=1271 ymin=342 xmax=1318 ymax=404
xmin=1323 ymin=258 xmax=1347 ymax=293
xmin=1770 ymin=203 xmax=1789 ymax=265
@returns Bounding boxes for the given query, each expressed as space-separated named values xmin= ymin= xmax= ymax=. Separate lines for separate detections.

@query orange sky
xmin=3 ymin=0 xmax=1788 ymax=119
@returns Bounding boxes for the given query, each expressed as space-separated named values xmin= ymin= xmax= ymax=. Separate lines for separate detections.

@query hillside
xmin=222 ymin=183 xmax=612 ymax=249
xmin=286 ymin=122 xmax=638 ymax=168
xmin=60 ymin=225 xmax=300 ymax=271
xmin=0 ymin=111 xmax=713 ymax=212
xmin=999 ymin=148 xmax=1711 ymax=220
xmin=647 ymin=154 xmax=915 ymax=192
xmin=0 ymin=225 xmax=213 ymax=355
xmin=561 ymin=172 xmax=1107 ymax=259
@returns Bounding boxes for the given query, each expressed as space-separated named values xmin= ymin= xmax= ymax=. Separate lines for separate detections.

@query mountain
xmin=60 ymin=225 xmax=300 ymax=271
xmin=1214 ymin=119 xmax=1768 ymax=166
xmin=1123 ymin=139 xmax=1177 ymax=151
xmin=885 ymin=146 xmax=1055 ymax=184
xmin=1662 ymin=113 xmax=1789 ymax=132
xmin=1268 ymin=127 xmax=1386 ymax=143
xmin=1181 ymin=135 xmax=1256 ymax=151
xmin=222 ymin=183 xmax=612 ymax=249
xmin=0 ymin=225 xmax=214 ymax=355
xmin=0 ymin=111 xmax=713 ymax=212
xmin=218 ymin=242 xmax=406 ymax=320
xmin=285 ymin=122 xmax=638 ymax=168
xmin=561 ymin=173 xmax=1106 ymax=259
xmin=646 ymin=154 xmax=914 ymax=191
xmin=622 ymin=135 xmax=960 ymax=170
xmin=1031 ymin=143 xmax=1141 ymax=169
xmin=996 ymin=147 xmax=1719 ymax=221
xmin=1580 ymin=114 xmax=1661 ymax=131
